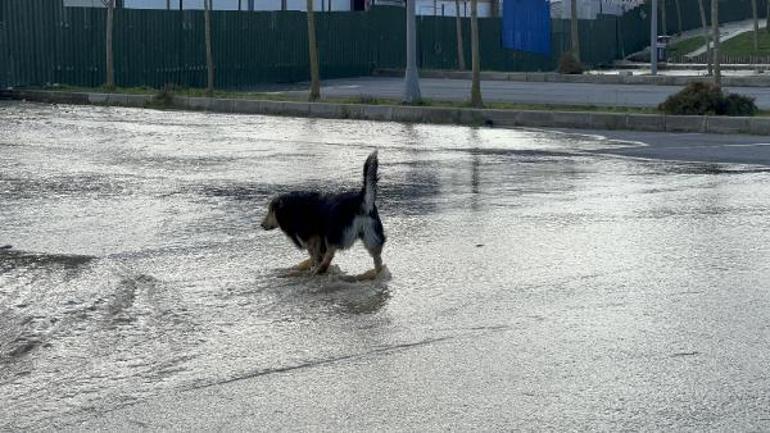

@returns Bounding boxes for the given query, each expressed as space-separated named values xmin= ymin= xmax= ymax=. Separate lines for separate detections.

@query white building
xmin=64 ymin=0 xmax=365 ymax=11
xmin=63 ymin=0 xmax=498 ymax=16
xmin=549 ymin=0 xmax=645 ymax=19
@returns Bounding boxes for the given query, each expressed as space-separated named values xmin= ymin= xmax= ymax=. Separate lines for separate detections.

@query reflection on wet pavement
xmin=1 ymin=102 xmax=770 ymax=431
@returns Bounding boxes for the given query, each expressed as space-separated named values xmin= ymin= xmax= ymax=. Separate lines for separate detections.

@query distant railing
xmin=670 ymin=53 xmax=770 ymax=65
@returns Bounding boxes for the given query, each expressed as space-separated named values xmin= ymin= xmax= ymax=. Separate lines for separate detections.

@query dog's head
xmin=260 ymin=197 xmax=281 ymax=230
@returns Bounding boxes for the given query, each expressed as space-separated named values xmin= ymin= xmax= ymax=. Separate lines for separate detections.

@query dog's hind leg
xmin=367 ymin=244 xmax=383 ymax=273
xmin=359 ymin=215 xmax=386 ymax=279
xmin=354 ymin=244 xmax=384 ymax=281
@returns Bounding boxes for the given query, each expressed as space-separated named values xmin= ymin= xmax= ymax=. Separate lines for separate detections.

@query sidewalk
xmin=281 ymin=76 xmax=770 ymax=109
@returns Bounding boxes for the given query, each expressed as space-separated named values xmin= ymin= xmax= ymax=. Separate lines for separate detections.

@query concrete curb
xmin=8 ymin=89 xmax=770 ymax=136
xmin=373 ymin=68 xmax=770 ymax=87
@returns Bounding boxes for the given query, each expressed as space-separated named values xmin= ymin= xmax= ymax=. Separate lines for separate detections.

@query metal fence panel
xmin=1 ymin=1 xmax=767 ymax=90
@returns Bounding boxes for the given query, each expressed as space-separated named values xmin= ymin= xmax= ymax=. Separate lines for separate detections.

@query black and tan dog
xmin=261 ymin=151 xmax=385 ymax=279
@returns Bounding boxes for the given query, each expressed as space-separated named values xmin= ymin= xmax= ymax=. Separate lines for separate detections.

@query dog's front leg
xmin=313 ymin=247 xmax=337 ymax=275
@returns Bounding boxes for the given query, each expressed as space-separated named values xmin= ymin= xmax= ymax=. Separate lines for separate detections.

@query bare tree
xmin=101 ymin=0 xmax=115 ymax=89
xmin=307 ymin=0 xmax=321 ymax=101
xmin=404 ymin=0 xmax=421 ymax=103
xmin=204 ymin=0 xmax=214 ymax=95
xmin=712 ymin=0 xmax=720 ymax=86
xmin=570 ymin=0 xmax=580 ymax=62
xmin=752 ymin=0 xmax=759 ymax=51
xmin=455 ymin=0 xmax=466 ymax=70
xmin=661 ymin=0 xmax=667 ymax=35
xmin=674 ymin=0 xmax=682 ymax=35
xmin=469 ymin=0 xmax=482 ymax=107
xmin=697 ymin=0 xmax=712 ymax=75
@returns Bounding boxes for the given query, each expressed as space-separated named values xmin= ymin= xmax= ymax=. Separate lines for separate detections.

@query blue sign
xmin=502 ymin=0 xmax=552 ymax=56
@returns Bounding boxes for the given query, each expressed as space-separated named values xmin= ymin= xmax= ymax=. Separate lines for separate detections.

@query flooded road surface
xmin=2 ymin=102 xmax=770 ymax=432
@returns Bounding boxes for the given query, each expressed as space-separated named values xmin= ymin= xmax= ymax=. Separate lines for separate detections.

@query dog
xmin=261 ymin=151 xmax=385 ymax=279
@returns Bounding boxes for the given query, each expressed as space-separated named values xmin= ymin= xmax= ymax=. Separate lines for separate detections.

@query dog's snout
xmin=261 ymin=212 xmax=278 ymax=230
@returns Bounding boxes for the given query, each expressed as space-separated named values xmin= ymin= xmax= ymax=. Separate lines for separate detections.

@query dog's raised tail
xmin=362 ymin=151 xmax=379 ymax=212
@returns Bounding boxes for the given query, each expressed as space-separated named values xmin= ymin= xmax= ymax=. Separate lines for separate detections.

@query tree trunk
xmin=204 ymin=0 xmax=214 ymax=95
xmin=455 ymin=0 xmax=466 ymax=70
xmin=570 ymin=0 xmax=580 ymax=62
xmin=712 ymin=0 xmax=720 ymax=86
xmin=105 ymin=0 xmax=115 ymax=89
xmin=697 ymin=0 xmax=712 ymax=75
xmin=281 ymin=0 xmax=287 ymax=11
xmin=307 ymin=0 xmax=321 ymax=101
xmin=674 ymin=0 xmax=682 ymax=35
xmin=469 ymin=0 xmax=482 ymax=107
xmin=661 ymin=0 xmax=667 ymax=35
xmin=404 ymin=0 xmax=422 ymax=103
xmin=752 ymin=0 xmax=759 ymax=51
xmin=651 ymin=0 xmax=657 ymax=74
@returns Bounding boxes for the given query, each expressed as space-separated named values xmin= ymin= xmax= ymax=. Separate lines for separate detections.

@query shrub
xmin=658 ymin=82 xmax=722 ymax=115
xmin=658 ymin=82 xmax=757 ymax=116
xmin=558 ymin=53 xmax=583 ymax=75
xmin=721 ymin=93 xmax=758 ymax=116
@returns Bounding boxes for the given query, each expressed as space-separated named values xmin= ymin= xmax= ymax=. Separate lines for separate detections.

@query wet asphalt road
xmin=2 ymin=101 xmax=770 ymax=432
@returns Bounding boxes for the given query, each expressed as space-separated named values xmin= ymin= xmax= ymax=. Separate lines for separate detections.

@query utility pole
xmin=651 ymin=0 xmax=658 ymax=75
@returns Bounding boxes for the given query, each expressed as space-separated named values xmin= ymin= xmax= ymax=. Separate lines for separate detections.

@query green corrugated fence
xmin=0 ymin=0 xmax=766 ymax=90
xmin=0 ymin=3 xmax=6 ymax=89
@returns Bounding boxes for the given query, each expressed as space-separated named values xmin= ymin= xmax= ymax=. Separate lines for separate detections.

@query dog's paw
xmin=311 ymin=266 xmax=326 ymax=276
xmin=354 ymin=265 xmax=389 ymax=281
xmin=293 ymin=258 xmax=314 ymax=271
xmin=356 ymin=269 xmax=379 ymax=281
